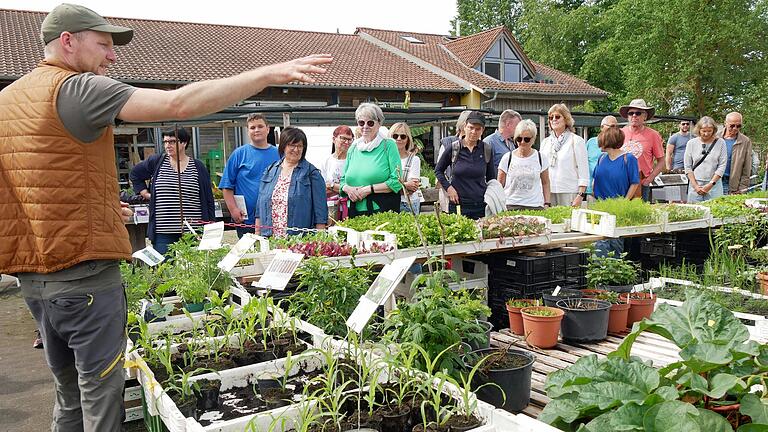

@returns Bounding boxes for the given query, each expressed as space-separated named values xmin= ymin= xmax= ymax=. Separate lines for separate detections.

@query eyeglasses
xmin=163 ymin=139 xmax=179 ymax=144
xmin=515 ymin=136 xmax=533 ymax=143
xmin=392 ymin=134 xmax=408 ymax=140
xmin=337 ymin=136 xmax=353 ymax=142
xmin=601 ymin=124 xmax=616 ymax=128
xmin=680 ymin=123 xmax=690 ymax=126
xmin=728 ymin=124 xmax=742 ymax=129
xmin=357 ymin=120 xmax=376 ymax=127
xmin=286 ymin=142 xmax=304 ymax=149
xmin=627 ymin=111 xmax=645 ymax=117
xmin=548 ymin=114 xmax=562 ymax=121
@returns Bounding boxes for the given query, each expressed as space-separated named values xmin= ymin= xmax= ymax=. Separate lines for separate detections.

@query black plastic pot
xmin=176 ymin=397 xmax=198 ymax=420
xmin=464 ymin=348 xmax=535 ymax=413
xmin=450 ymin=418 xmax=482 ymax=432
xmin=555 ymin=298 xmax=611 ymax=342
xmin=542 ymin=288 xmax=583 ymax=307
xmin=256 ymin=378 xmax=281 ymax=396
xmin=598 ymin=283 xmax=634 ymax=293
xmin=195 ymin=379 xmax=220 ymax=411
xmin=380 ymin=405 xmax=411 ymax=432
xmin=466 ymin=320 xmax=493 ymax=352
xmin=253 ymin=347 xmax=278 ymax=363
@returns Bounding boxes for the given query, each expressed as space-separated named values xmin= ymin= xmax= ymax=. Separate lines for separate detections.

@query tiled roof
xmin=0 ymin=9 xmax=464 ymax=92
xmin=358 ymin=27 xmax=607 ymax=97
xmin=0 ymin=9 xmax=606 ymax=98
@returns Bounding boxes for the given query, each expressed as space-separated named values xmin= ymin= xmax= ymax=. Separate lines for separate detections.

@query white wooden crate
xmin=570 ymin=209 xmax=663 ymax=238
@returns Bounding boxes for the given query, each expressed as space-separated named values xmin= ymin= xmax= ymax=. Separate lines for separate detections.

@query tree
xmin=450 ymin=0 xmax=523 ymax=37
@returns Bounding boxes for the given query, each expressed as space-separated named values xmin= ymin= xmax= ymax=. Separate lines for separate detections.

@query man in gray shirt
xmin=666 ymin=120 xmax=692 ymax=172
xmin=0 ymin=4 xmax=331 ymax=431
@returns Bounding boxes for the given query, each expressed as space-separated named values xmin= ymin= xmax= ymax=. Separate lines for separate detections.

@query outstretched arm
xmin=118 ymin=54 xmax=332 ymax=122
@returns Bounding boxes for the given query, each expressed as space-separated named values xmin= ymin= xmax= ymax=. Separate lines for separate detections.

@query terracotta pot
xmin=506 ymin=300 xmax=536 ymax=336
xmin=607 ymin=302 xmax=631 ymax=333
xmin=520 ymin=306 xmax=564 ymax=349
xmin=580 ymin=289 xmax=607 ymax=298
xmin=757 ymin=272 xmax=768 ymax=296
xmin=620 ymin=292 xmax=657 ymax=327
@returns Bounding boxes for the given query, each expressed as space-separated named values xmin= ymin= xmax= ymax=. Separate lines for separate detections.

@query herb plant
xmin=338 ymin=211 xmax=479 ymax=248
xmin=477 ymin=214 xmax=548 ymax=239
xmin=589 ymin=198 xmax=659 ymax=227
xmin=586 ymin=252 xmax=639 ymax=288
xmin=499 ymin=205 xmax=573 ymax=224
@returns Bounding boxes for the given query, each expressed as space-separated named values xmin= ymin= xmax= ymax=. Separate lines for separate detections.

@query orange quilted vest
xmin=0 ymin=60 xmax=131 ymax=274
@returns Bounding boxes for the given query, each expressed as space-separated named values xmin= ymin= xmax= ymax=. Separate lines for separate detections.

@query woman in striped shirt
xmin=130 ymin=127 xmax=216 ymax=255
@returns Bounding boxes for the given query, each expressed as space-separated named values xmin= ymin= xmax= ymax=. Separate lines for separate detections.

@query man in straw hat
xmin=0 ymin=3 xmax=331 ymax=430
xmin=619 ymin=98 xmax=665 ymax=201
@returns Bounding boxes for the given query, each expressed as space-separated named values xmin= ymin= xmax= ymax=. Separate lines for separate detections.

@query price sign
xmin=253 ymin=251 xmax=304 ymax=291
xmin=198 ymin=222 xmax=225 ymax=250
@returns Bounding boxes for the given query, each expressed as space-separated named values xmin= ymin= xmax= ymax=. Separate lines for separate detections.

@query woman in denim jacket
xmin=255 ymin=127 xmax=328 ymax=237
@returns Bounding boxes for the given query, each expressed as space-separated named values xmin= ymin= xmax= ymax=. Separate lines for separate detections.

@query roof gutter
xmin=480 ymin=92 xmax=499 ymax=106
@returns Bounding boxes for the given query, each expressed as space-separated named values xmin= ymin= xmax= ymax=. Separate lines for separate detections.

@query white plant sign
xmin=217 ymin=233 xmax=258 ymax=272
xmin=132 ymin=246 xmax=165 ymax=266
xmin=253 ymin=251 xmax=304 ymax=291
xmin=198 ymin=222 xmax=225 ymax=250
xmin=346 ymin=256 xmax=416 ymax=333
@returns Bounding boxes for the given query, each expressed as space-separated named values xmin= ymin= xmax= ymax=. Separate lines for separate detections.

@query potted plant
xmin=542 ymin=287 xmax=583 ymax=307
xmin=555 ymin=298 xmax=612 ymax=342
xmin=586 ymin=252 xmax=639 ymax=293
xmin=463 ymin=345 xmax=535 ymax=413
xmin=619 ymin=292 xmax=657 ymax=327
xmin=592 ymin=290 xmax=630 ymax=333
xmin=506 ymin=299 xmax=537 ymax=336
xmin=176 ymin=276 xmax=209 ymax=312
xmin=520 ymin=306 xmax=564 ymax=349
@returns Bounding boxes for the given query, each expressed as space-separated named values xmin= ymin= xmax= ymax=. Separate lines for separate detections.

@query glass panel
xmin=487 ymin=40 xmax=501 ymax=58
xmin=502 ymin=40 xmax=516 ymax=60
xmin=485 ymin=61 xmax=501 ymax=80
xmin=504 ymin=62 xmax=521 ymax=82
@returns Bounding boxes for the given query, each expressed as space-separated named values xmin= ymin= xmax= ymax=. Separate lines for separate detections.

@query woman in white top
xmin=390 ymin=122 xmax=422 ymax=214
xmin=498 ymin=119 xmax=551 ymax=210
xmin=539 ymin=103 xmax=590 ymax=207
xmin=683 ymin=116 xmax=727 ymax=203
xmin=322 ymin=125 xmax=354 ymax=197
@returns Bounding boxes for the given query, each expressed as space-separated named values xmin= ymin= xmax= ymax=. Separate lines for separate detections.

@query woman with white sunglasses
xmin=497 ymin=119 xmax=551 ymax=210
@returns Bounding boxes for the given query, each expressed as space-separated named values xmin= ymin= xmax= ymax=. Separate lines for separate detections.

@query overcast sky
xmin=0 ymin=1 xmax=459 ymax=35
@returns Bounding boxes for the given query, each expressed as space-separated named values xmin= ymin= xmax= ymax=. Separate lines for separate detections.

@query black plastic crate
xmin=640 ymin=235 xmax=676 ymax=257
xmin=485 ymin=249 xmax=587 ymax=276
xmin=488 ymin=277 xmax=586 ymax=301
xmin=489 ymin=265 xmax=585 ymax=285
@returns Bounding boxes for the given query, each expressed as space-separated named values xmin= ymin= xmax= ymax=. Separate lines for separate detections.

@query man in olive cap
xmin=0 ymin=3 xmax=331 ymax=431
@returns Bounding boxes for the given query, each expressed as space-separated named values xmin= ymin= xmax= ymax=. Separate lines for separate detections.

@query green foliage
xmin=163 ymin=233 xmax=231 ymax=304
xmin=702 ymin=194 xmax=763 ymax=219
xmin=655 ymin=204 xmax=706 ymax=223
xmin=478 ymin=214 xmax=548 ymax=238
xmin=586 ymin=252 xmax=639 ymax=288
xmin=287 ymin=257 xmax=374 ymax=337
xmin=384 ymin=262 xmax=490 ymax=375
xmin=338 ymin=211 xmax=479 ymax=248
xmin=450 ymin=0 xmax=522 ymax=37
xmin=543 ymin=292 xmax=768 ymax=430
xmin=589 ymin=198 xmax=659 ymax=227
xmin=499 ymin=205 xmax=574 ymax=224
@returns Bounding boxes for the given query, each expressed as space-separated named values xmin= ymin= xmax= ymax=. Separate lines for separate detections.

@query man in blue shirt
xmin=483 ymin=109 xmax=522 ymax=173
xmin=219 ymin=113 xmax=280 ymax=237
xmin=666 ymin=120 xmax=692 ymax=172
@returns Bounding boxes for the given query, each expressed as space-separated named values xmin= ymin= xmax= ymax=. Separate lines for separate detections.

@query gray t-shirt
xmin=668 ymin=132 xmax=692 ymax=169
xmin=57 ymin=73 xmax=136 ymax=142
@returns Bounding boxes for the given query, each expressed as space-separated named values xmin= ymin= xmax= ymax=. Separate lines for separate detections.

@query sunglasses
xmin=601 ymin=124 xmax=616 ymax=128
xmin=548 ymin=114 xmax=562 ymax=121
xmin=357 ymin=120 xmax=376 ymax=127
xmin=392 ymin=134 xmax=409 ymax=140
xmin=627 ymin=111 xmax=645 ymax=117
xmin=515 ymin=136 xmax=533 ymax=143
xmin=728 ymin=124 xmax=742 ymax=129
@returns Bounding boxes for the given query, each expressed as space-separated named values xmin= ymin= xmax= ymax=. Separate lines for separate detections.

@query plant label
xmin=756 ymin=319 xmax=768 ymax=341
xmin=132 ymin=205 xmax=149 ymax=224
xmin=552 ymin=286 xmax=562 ymax=296
xmin=132 ymin=246 xmax=165 ymax=266
xmin=214 ymin=200 xmax=223 ymax=218
xmin=217 ymin=233 xmax=258 ymax=272
xmin=253 ymin=251 xmax=304 ymax=290
xmin=363 ymin=256 xmax=416 ymax=305
xmin=234 ymin=195 xmax=248 ymax=219
xmin=346 ymin=296 xmax=379 ymax=334
xmin=198 ymin=222 xmax=225 ymax=250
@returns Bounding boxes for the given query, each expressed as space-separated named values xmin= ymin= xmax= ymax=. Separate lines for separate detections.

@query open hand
xmin=267 ymin=54 xmax=333 ymax=85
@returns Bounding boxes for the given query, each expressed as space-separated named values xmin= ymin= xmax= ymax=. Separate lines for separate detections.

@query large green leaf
xmin=642 ymin=401 xmax=733 ymax=431
xmin=612 ymin=292 xmax=752 ymax=373
xmin=741 ymin=393 xmax=768 ymax=425
xmin=693 ymin=408 xmax=736 ymax=432
xmin=737 ymin=425 xmax=768 ymax=432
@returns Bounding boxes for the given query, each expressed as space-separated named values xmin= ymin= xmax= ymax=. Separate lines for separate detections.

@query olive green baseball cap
xmin=41 ymin=3 xmax=133 ymax=45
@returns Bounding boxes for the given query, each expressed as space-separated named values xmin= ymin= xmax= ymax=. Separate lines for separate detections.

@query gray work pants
xmin=23 ymin=271 xmax=127 ymax=432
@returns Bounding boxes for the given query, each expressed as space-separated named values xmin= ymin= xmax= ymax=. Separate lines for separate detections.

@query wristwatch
xmin=579 ymin=192 xmax=588 ymax=199
xmin=370 ymin=185 xmax=375 ymax=194
xmin=544 ymin=202 xmax=551 ymax=207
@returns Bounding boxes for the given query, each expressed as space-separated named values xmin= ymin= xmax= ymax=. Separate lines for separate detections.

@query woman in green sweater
xmin=340 ymin=103 xmax=403 ymax=217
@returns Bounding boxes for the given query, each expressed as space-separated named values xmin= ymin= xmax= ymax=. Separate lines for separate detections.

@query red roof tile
xmin=0 ymin=8 xmax=606 ymax=98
